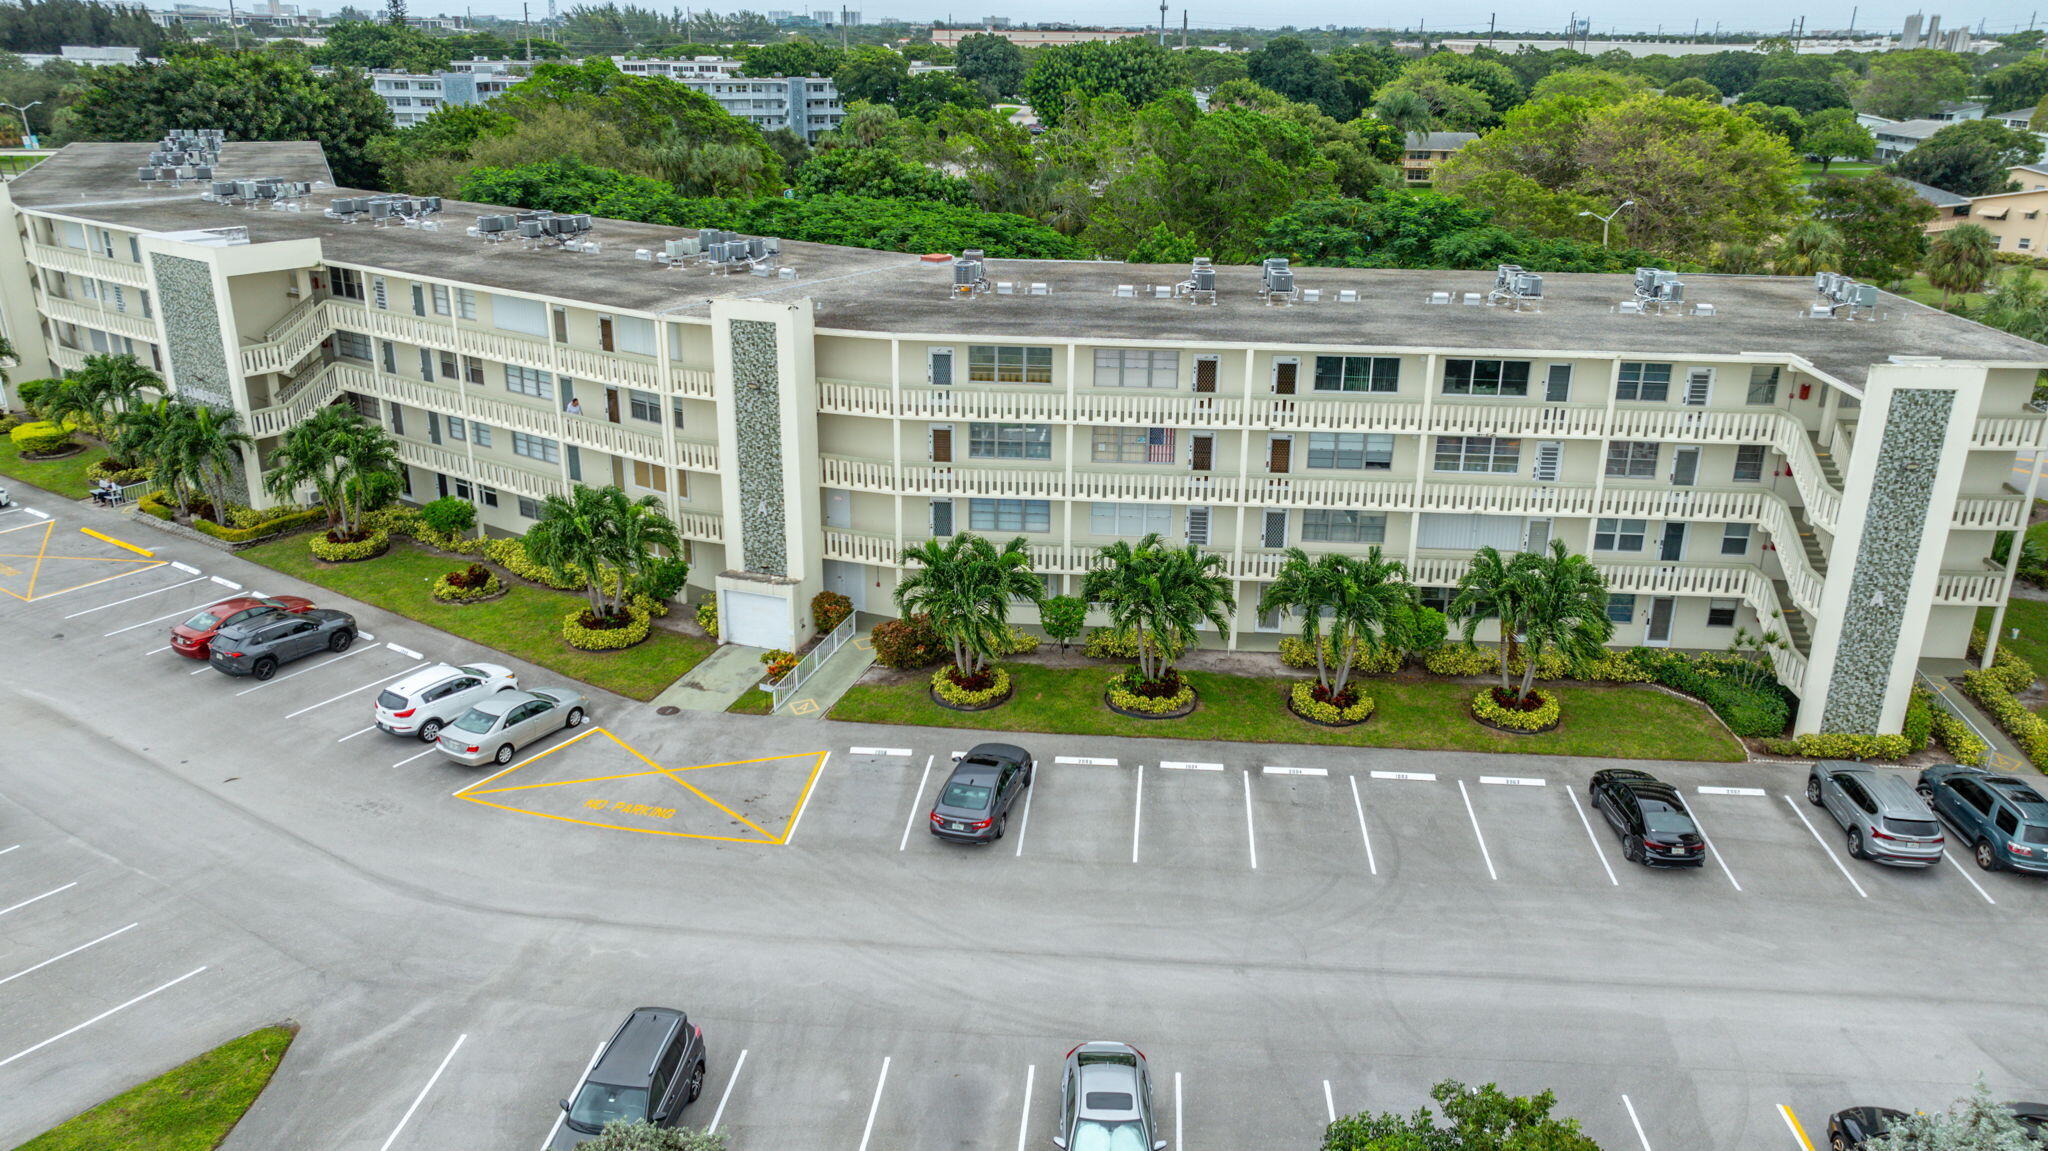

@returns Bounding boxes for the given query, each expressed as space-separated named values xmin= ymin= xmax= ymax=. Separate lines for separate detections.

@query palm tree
xmin=1081 ymin=533 xmax=1236 ymax=686
xmin=1924 ymin=224 xmax=1996 ymax=308
xmin=1712 ymin=241 xmax=1766 ymax=275
xmin=1259 ymin=548 xmax=1344 ymax=690
xmin=1769 ymin=220 xmax=1845 ymax=277
xmin=1374 ymin=89 xmax=1435 ymax=140
xmin=44 ymin=355 xmax=164 ymax=439
xmin=526 ymin=484 xmax=684 ymax=623
xmin=328 ymin=416 xmax=403 ymax=539
xmin=262 ymin=404 xmax=361 ymax=532
xmin=895 ymin=532 xmax=1043 ymax=680
xmin=609 ymin=491 xmax=686 ymax=609
xmin=1448 ymin=545 xmax=1535 ymax=702
xmin=1974 ymin=267 xmax=2048 ymax=344
xmin=0 ymin=332 xmax=16 ymax=389
xmin=1509 ymin=540 xmax=1614 ymax=704
xmin=122 ymin=399 xmax=253 ymax=518
xmin=1258 ymin=547 xmax=1414 ymax=697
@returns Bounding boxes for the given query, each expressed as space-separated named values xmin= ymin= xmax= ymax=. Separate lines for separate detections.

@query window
xmin=380 ymin=340 xmax=396 ymax=374
xmin=517 ymin=496 xmax=540 ymax=519
xmin=463 ymin=356 xmax=484 ymax=385
xmin=470 ymin=423 xmax=492 ymax=448
xmin=1302 ymin=509 xmax=1387 ymax=543
xmin=418 ymin=347 xmax=434 ymax=380
xmin=631 ymin=459 xmax=669 ymax=492
xmin=1090 ymin=502 xmax=1171 ymax=537
xmin=1307 ymin=432 xmax=1394 ymax=470
xmin=1733 ymin=444 xmax=1766 ymax=482
xmin=1092 ymin=426 xmax=1176 ymax=463
xmin=1313 ymin=355 xmax=1400 ymax=393
xmin=613 ymin=316 xmax=656 ymax=356
xmin=1721 ymin=523 xmax=1751 ymax=556
xmin=438 ymin=350 xmax=458 ymax=379
xmin=512 ymin=432 xmax=559 ymax=463
xmin=1594 ymin=518 xmax=1647 ymax=552
xmin=968 ymin=498 xmax=1050 ymax=532
xmin=330 ymin=267 xmax=365 ymax=301
xmin=371 ymin=276 xmax=388 ymax=310
xmin=333 ymin=330 xmax=372 ymax=361
xmin=493 ymin=295 xmax=547 ymax=336
xmin=2025 ymin=238 xmax=2036 ymax=251
xmin=1606 ymin=593 xmax=1637 ymax=623
xmin=387 ymin=402 xmax=404 ymax=435
xmin=1605 ymin=441 xmax=1659 ymax=478
xmin=627 ymin=389 xmax=661 ymax=423
xmin=967 ymin=345 xmax=1053 ymax=384
xmin=432 ymin=284 xmax=451 ymax=315
xmin=1707 ymin=599 xmax=1739 ymax=627
xmin=505 ymin=365 xmax=555 ymax=399
xmin=1747 ymin=365 xmax=1780 ymax=405
xmin=970 ymin=423 xmax=1052 ymax=460
xmin=455 ymin=289 xmax=477 ymax=320
xmin=1443 ymin=358 xmax=1530 ymax=396
xmin=671 ymin=397 xmax=686 ymax=430
xmin=448 ymin=416 xmax=466 ymax=441
xmin=1093 ymin=348 xmax=1178 ymax=389
xmin=1616 ymin=362 xmax=1673 ymax=402
xmin=1433 ymin=436 xmax=1520 ymax=474
xmin=1418 ymin=586 xmax=1453 ymax=613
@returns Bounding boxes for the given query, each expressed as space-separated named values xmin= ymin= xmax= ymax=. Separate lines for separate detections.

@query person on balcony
xmin=564 ymin=397 xmax=584 ymax=416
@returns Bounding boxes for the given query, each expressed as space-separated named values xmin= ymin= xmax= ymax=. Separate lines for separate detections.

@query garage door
xmin=724 ymin=590 xmax=788 ymax=649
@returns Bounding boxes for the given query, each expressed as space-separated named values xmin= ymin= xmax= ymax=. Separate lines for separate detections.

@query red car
xmin=170 ymin=595 xmax=315 ymax=658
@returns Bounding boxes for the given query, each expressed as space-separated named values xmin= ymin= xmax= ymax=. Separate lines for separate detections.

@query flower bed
xmin=1279 ymin=635 xmax=1403 ymax=675
xmin=930 ymin=665 xmax=1013 ymax=710
xmin=8 ymin=420 xmax=76 ymax=457
xmin=1471 ymin=687 xmax=1561 ymax=733
xmin=562 ymin=604 xmax=652 ymax=651
xmin=309 ymin=528 xmax=390 ymax=563
xmin=1105 ymin=668 xmax=1196 ymax=718
xmin=432 ymin=564 xmax=506 ymax=604
xmin=1287 ymin=680 xmax=1375 ymax=726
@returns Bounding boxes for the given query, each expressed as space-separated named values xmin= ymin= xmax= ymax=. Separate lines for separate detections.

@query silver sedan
xmin=435 ymin=687 xmax=588 ymax=766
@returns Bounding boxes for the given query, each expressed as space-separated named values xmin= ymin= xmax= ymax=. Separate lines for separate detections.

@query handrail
xmin=769 ymin=613 xmax=857 ymax=712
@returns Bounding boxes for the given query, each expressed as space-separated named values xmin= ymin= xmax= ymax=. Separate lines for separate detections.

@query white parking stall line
xmin=851 ymin=746 xmax=912 ymax=758
xmin=105 ymin=597 xmax=236 ymax=636
xmin=1699 ymin=786 xmax=1767 ymax=797
xmin=0 ymin=966 xmax=207 ymax=1070
xmin=1939 ymin=850 xmax=1998 ymax=905
xmin=378 ymin=1033 xmax=466 ymax=1151
xmin=1684 ymin=808 xmax=1744 ymax=892
xmin=143 ymin=645 xmax=171 ymax=655
xmin=0 ymin=923 xmax=138 ymax=990
xmin=1243 ymin=770 xmax=1258 ymax=870
xmin=1566 ymin=786 xmax=1621 ymax=887
xmin=233 ymin=643 xmax=377 ymax=695
xmin=1371 ymin=770 xmax=1437 ymax=782
xmin=900 ymin=756 xmax=934 ymax=852
xmin=1160 ymin=761 xmax=1224 ymax=771
xmin=170 ymin=561 xmax=201 ymax=575
xmin=25 ymin=563 xmax=170 ymax=603
xmin=62 ymin=575 xmax=207 ymax=618
xmin=0 ymin=844 xmax=17 ymax=856
xmin=1348 ymin=776 xmax=1378 ymax=875
xmin=284 ymin=669 xmax=419 ymax=719
xmin=1778 ymin=1104 xmax=1816 ymax=1150
xmin=23 ymin=507 xmax=48 ymax=519
xmin=1622 ymin=1094 xmax=1654 ymax=1151
xmin=783 ymin=751 xmax=824 ymax=846
xmin=545 ymin=1041 xmax=608 ymax=1148
xmin=1014 ymin=1064 xmax=1035 ymax=1151
xmin=1480 ymin=775 xmax=1546 ymax=787
xmin=1323 ymin=1079 xmax=1337 ymax=1124
xmin=392 ymin=747 xmax=440 ymax=769
xmin=1012 ymin=761 xmax=1038 ymax=858
xmin=857 ymin=1057 xmax=891 ymax=1151
xmin=338 ymin=725 xmax=379 ymax=743
xmin=386 ymin=642 xmax=424 ymax=660
xmin=0 ymin=881 xmax=78 ymax=918
xmin=208 ymin=575 xmax=240 ymax=590
xmin=1132 ymin=764 xmax=1144 ymax=864
xmin=359 ymin=632 xmax=374 ymax=642
xmin=707 ymin=1047 xmax=748 ymax=1134
xmin=1055 ymin=756 xmax=1118 ymax=766
xmin=189 ymin=663 xmax=212 ymax=675
xmin=1263 ymin=765 xmax=1328 ymax=776
xmin=1458 ymin=780 xmax=1499 ymax=882
xmin=1782 ymin=795 xmax=1869 ymax=899
xmin=1174 ymin=1072 xmax=1183 ymax=1150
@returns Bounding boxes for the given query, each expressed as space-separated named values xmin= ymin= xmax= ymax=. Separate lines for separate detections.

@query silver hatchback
xmin=1806 ymin=761 xmax=1945 ymax=867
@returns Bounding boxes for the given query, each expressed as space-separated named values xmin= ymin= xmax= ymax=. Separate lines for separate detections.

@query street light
xmin=1577 ymin=199 xmax=1635 ymax=248
xmin=0 ymin=100 xmax=41 ymax=148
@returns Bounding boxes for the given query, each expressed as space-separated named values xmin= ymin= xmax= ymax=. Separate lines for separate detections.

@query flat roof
xmin=11 ymin=141 xmax=2048 ymax=386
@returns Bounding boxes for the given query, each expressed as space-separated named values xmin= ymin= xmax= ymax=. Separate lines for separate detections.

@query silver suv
xmin=1055 ymin=1042 xmax=1166 ymax=1151
xmin=374 ymin=662 xmax=518 ymax=741
xmin=1806 ymin=761 xmax=1945 ymax=866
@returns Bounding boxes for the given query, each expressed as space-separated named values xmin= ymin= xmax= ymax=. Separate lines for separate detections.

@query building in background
xmin=612 ymin=56 xmax=745 ymax=79
xmin=1401 ymin=131 xmax=1476 ymax=185
xmin=1919 ymin=164 xmax=2048 ymax=253
xmin=930 ymin=26 xmax=1140 ymax=47
xmin=12 ymin=45 xmax=145 ymax=66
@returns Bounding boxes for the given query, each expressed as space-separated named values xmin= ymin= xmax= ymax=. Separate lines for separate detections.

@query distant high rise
xmin=1900 ymin=11 xmax=1923 ymax=46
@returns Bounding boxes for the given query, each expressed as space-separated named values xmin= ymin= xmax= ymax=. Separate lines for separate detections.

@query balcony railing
xmin=36 ymin=293 xmax=160 ymax=345
xmin=239 ymin=295 xmax=330 ymax=376
xmin=25 ymin=241 xmax=150 ymax=288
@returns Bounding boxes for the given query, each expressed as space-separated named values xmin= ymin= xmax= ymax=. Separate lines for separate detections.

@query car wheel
xmin=1977 ymin=839 xmax=2003 ymax=871
xmin=328 ymin=629 xmax=354 ymax=652
xmin=252 ymin=656 xmax=277 ymax=681
xmin=494 ymin=744 xmax=515 ymax=766
xmin=1846 ymin=827 xmax=1865 ymax=860
xmin=1805 ymin=777 xmax=1823 ymax=806
xmin=565 ymin=707 xmax=584 ymax=728
xmin=1916 ymin=783 xmax=1936 ymax=804
xmin=417 ymin=718 xmax=443 ymax=742
xmin=1831 ymin=1134 xmax=1848 ymax=1151
xmin=687 ymin=1062 xmax=705 ymax=1102
xmin=1624 ymin=835 xmax=1643 ymax=863
xmin=994 ymin=813 xmax=1008 ymax=840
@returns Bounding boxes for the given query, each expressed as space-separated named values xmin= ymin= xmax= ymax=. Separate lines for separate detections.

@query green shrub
xmin=309 ymin=528 xmax=389 ymax=562
xmin=13 ymin=378 xmax=55 ymax=414
xmin=84 ymin=458 xmax=149 ymax=484
xmin=563 ymin=605 xmax=652 ymax=650
xmin=1083 ymin=627 xmax=1186 ymax=661
xmin=1903 ymin=689 xmax=1936 ymax=752
xmin=931 ymin=665 xmax=1011 ymax=707
xmin=1571 ymin=649 xmax=1652 ymax=683
xmin=760 ymin=648 xmax=798 ymax=682
xmin=0 ymin=414 xmax=18 ymax=434
xmin=419 ymin=495 xmax=478 ymax=537
xmin=1768 ymin=732 xmax=1915 ymax=760
xmin=1962 ymin=667 xmax=2048 ymax=768
xmin=1279 ymin=634 xmax=1403 ymax=675
xmin=432 ymin=564 xmax=504 ymax=602
xmin=1930 ymin=707 xmax=1989 ymax=766
xmin=1404 ymin=605 xmax=1448 ymax=654
xmin=489 ymin=537 xmax=585 ymax=590
xmin=1039 ymin=594 xmax=1088 ymax=650
xmin=193 ymin=507 xmax=324 ymax=543
xmin=8 ymin=420 xmax=73 ymax=455
xmin=996 ymin=625 xmax=1040 ymax=655
xmin=1288 ymin=679 xmax=1375 ymax=723
xmin=812 ymin=590 xmax=853 ymax=632
xmin=640 ymin=556 xmax=690 ymax=604
xmin=695 ymin=598 xmax=719 ymax=636
xmin=1107 ymin=669 xmax=1195 ymax=714
xmin=137 ymin=488 xmax=174 ymax=521
xmin=1472 ymin=687 xmax=1561 ymax=731
xmin=1632 ymin=649 xmax=1792 ymax=738
xmin=1423 ymin=645 xmax=1499 ymax=676
xmin=1968 ymin=628 xmax=2038 ymax=693
xmin=1503 ymin=648 xmax=1570 ymax=679
xmin=871 ymin=614 xmax=946 ymax=669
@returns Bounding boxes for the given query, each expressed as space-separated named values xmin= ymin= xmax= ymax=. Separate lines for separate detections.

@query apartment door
xmin=1262 ymin=509 xmax=1288 ymax=548
xmin=598 ymin=315 xmax=615 ymax=352
xmin=823 ymin=559 xmax=866 ymax=611
xmin=1658 ymin=522 xmax=1687 ymax=562
xmin=1646 ymin=596 xmax=1676 ymax=645
xmin=1185 ymin=505 xmax=1211 ymax=545
xmin=1192 ymin=355 xmax=1219 ymax=394
xmin=1267 ymin=434 xmax=1293 ymax=473
xmin=611 ymin=455 xmax=626 ymax=489
xmin=1532 ymin=441 xmax=1563 ymax=483
xmin=1544 ymin=363 xmax=1572 ymax=403
xmin=1189 ymin=433 xmax=1215 ymax=473
xmin=1523 ymin=517 xmax=1552 ymax=552
xmin=605 ymin=387 xmax=622 ymax=423
xmin=930 ymin=499 xmax=954 ymax=536
xmin=1670 ymin=446 xmax=1699 ymax=486
xmin=928 ymin=347 xmax=954 ymax=387
xmin=1271 ymin=358 xmax=1299 ymax=395
xmin=929 ymin=424 xmax=954 ymax=463
xmin=1683 ymin=368 xmax=1712 ymax=406
xmin=823 ymin=488 xmax=852 ymax=529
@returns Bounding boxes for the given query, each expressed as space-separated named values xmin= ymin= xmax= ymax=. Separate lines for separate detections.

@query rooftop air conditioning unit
xmin=518 ymin=220 xmax=546 ymax=238
xmin=666 ymin=237 xmax=699 ymax=259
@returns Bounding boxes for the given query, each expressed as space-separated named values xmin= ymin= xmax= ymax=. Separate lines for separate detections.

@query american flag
xmin=1146 ymin=428 xmax=1176 ymax=463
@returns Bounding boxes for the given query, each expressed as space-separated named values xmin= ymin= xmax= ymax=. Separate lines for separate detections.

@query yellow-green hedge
xmin=432 ymin=568 xmax=505 ymax=602
xmin=1289 ymin=679 xmax=1375 ymax=723
xmin=931 ymin=666 xmax=1011 ymax=707
xmin=1279 ymin=634 xmax=1404 ymax=675
xmin=695 ymin=599 xmax=718 ymax=635
xmin=8 ymin=420 xmax=74 ymax=454
xmin=563 ymin=604 xmax=651 ymax=650
xmin=1776 ymin=732 xmax=1916 ymax=761
xmin=1107 ymin=671 xmax=1195 ymax=714
xmin=309 ymin=529 xmax=389 ymax=562
xmin=1425 ymin=645 xmax=1499 ymax=676
xmin=1930 ymin=708 xmax=1989 ymax=766
xmin=489 ymin=537 xmax=586 ymax=590
xmin=1472 ymin=687 xmax=1560 ymax=731
xmin=194 ymin=507 xmax=325 ymax=543
xmin=1962 ymin=667 xmax=2048 ymax=768
xmin=1084 ymin=628 xmax=1187 ymax=661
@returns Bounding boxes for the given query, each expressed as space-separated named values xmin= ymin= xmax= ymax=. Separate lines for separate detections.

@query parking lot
xmin=1 ymin=497 xmax=2044 ymax=1150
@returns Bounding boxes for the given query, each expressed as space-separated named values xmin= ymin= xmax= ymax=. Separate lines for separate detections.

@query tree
xmin=1856 ymin=49 xmax=1970 ymax=120
xmin=1530 ymin=68 xmax=1649 ymax=104
xmin=1891 ymin=120 xmax=2046 ymax=196
xmin=1508 ymin=540 xmax=1613 ymax=704
xmin=832 ymin=44 xmax=908 ymax=106
xmin=1809 ymin=172 xmax=1935 ymax=283
xmin=1323 ymin=1079 xmax=1601 ymax=1151
xmin=114 ymin=398 xmax=253 ymax=518
xmin=1743 ymin=75 xmax=1850 ymax=116
xmin=1802 ymin=106 xmax=1876 ymax=171
xmin=577 ymin=1119 xmax=726 ymax=1151
xmin=1020 ymin=38 xmax=1179 ymax=127
xmin=1258 ymin=548 xmax=1411 ymax=698
xmin=739 ymin=38 xmax=843 ymax=78
xmin=893 ymin=71 xmax=988 ymax=119
xmin=1865 ymin=1078 xmax=2035 ymax=1151
xmin=1248 ymin=36 xmax=1350 ymax=120
xmin=1985 ymin=57 xmax=2048 ymax=113
xmin=1661 ymin=76 xmax=1719 ymax=101
xmin=894 ymin=532 xmax=1042 ymax=680
xmin=0 ymin=332 xmax=15 ymax=388
xmin=44 ymin=353 xmax=162 ymax=435
xmin=0 ymin=0 xmax=180 ymax=55
xmin=953 ymin=31 xmax=1024 ymax=100
xmin=1736 ymin=102 xmax=1805 ymax=149
xmin=1039 ymin=594 xmax=1086 ymax=652
xmin=64 ymin=49 xmax=391 ymax=187
xmin=263 ymin=404 xmax=363 ymax=533
xmin=1974 ymin=267 xmax=2048 ymax=344
xmin=313 ymin=19 xmax=451 ymax=72
xmin=794 ymin=146 xmax=972 ymax=204
xmin=1449 ymin=546 xmax=1534 ymax=703
xmin=1373 ymin=88 xmax=1434 ymax=138
xmin=525 ymin=484 xmax=682 ymax=624
xmin=1375 ymin=73 xmax=1494 ymax=132
xmin=1924 ymin=223 xmax=1997 ymax=307
xmin=1080 ymin=533 xmax=1235 ymax=687
xmin=1770 ymin=219 xmax=1845 ymax=275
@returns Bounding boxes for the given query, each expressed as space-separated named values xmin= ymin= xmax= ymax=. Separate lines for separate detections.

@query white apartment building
xmin=612 ymin=56 xmax=745 ymax=79
xmin=5 ymin=141 xmax=2048 ymax=738
xmin=610 ymin=60 xmax=844 ymax=140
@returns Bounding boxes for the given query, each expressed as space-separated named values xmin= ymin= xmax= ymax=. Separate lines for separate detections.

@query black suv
xmin=929 ymin=742 xmax=1033 ymax=843
xmin=549 ymin=1007 xmax=707 ymax=1149
xmin=1589 ymin=768 xmax=1707 ymax=868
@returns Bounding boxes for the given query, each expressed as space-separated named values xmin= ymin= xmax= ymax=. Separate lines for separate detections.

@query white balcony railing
xmin=25 ymin=241 xmax=151 ymax=288
xmin=36 ymin=293 xmax=160 ymax=345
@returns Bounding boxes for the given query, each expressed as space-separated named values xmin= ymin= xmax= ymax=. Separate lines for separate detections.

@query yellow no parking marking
xmin=0 ymin=520 xmax=166 ymax=602
xmin=453 ymin=727 xmax=827 ymax=845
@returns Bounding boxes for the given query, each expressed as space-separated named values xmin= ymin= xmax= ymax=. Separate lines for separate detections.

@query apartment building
xmin=1921 ymin=164 xmax=2048 ymax=253
xmin=1401 ymin=132 xmax=1477 ymax=185
xmin=4 ymin=141 xmax=2047 ymax=738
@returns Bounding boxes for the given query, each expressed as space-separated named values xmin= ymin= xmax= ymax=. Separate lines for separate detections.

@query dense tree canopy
xmin=1984 ymin=57 xmax=2048 ymax=113
xmin=739 ymin=37 xmax=842 ymax=78
xmin=311 ymin=19 xmax=451 ymax=72
xmin=1020 ymin=38 xmax=1180 ymax=127
xmin=1890 ymin=119 xmax=2045 ymax=196
xmin=952 ymin=31 xmax=1024 ymax=100
xmin=833 ymin=44 xmax=909 ymax=106
xmin=1259 ymin=189 xmax=1663 ymax=272
xmin=1743 ymin=76 xmax=1850 ymax=116
xmin=794 ymin=145 xmax=972 ymax=204
xmin=0 ymin=0 xmax=176 ymax=54
xmin=1809 ymin=173 xmax=1935 ymax=284
xmin=1247 ymin=36 xmax=1350 ymax=119
xmin=1855 ymin=49 xmax=1970 ymax=120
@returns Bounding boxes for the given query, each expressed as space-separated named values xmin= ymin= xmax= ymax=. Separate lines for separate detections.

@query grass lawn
xmin=238 ymin=536 xmax=713 ymax=700
xmin=0 ymin=437 xmax=110 ymax=500
xmin=726 ymin=688 xmax=774 ymax=714
xmin=16 ymin=1024 xmax=294 ymax=1151
xmin=1894 ymin=266 xmax=2041 ymax=310
xmin=1978 ymin=600 xmax=2048 ymax=677
xmin=832 ymin=664 xmax=1745 ymax=762
xmin=1801 ymin=160 xmax=1878 ymax=182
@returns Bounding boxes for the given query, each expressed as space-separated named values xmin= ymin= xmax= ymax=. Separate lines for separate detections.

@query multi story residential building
xmin=930 ymin=26 xmax=1140 ymax=47
xmin=4 ymin=141 xmax=2047 ymax=738
xmin=670 ymin=75 xmax=844 ymax=140
xmin=1918 ymin=164 xmax=2048 ymax=252
xmin=612 ymin=56 xmax=746 ymax=80
xmin=1401 ymin=132 xmax=1476 ymax=185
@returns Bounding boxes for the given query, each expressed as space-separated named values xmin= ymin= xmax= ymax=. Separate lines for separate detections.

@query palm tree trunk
xmin=1332 ymin=633 xmax=1354 ymax=697
xmin=1519 ymin=652 xmax=1538 ymax=704
xmin=1135 ymin=624 xmax=1153 ymax=683
xmin=1312 ymin=632 xmax=1329 ymax=692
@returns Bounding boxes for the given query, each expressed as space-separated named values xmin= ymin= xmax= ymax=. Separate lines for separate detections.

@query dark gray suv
xmin=207 ymin=608 xmax=356 ymax=679
xmin=549 ymin=1007 xmax=707 ymax=1149
xmin=1805 ymin=762 xmax=1944 ymax=866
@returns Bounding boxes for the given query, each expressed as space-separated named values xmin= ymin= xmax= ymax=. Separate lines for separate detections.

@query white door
xmin=723 ymin=590 xmax=790 ymax=649
xmin=823 ymin=488 xmax=852 ymax=529
xmin=823 ymin=560 xmax=866 ymax=612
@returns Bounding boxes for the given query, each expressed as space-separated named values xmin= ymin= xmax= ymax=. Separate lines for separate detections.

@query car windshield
xmin=451 ymin=708 xmax=499 ymax=734
xmin=941 ymin=781 xmax=993 ymax=809
xmin=377 ymin=690 xmax=409 ymax=711
xmin=183 ymin=609 xmax=224 ymax=630
xmin=1640 ymin=800 xmax=1693 ymax=835
xmin=565 ymin=1083 xmax=647 ymax=1134
xmin=1071 ymin=1119 xmax=1146 ymax=1151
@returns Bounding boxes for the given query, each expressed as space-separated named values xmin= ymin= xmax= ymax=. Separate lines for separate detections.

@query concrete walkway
xmin=772 ymin=626 xmax=877 ymax=718
xmin=652 ymin=642 xmax=770 ymax=712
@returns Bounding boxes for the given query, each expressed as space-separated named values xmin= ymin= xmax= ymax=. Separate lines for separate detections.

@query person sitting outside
xmin=564 ymin=397 xmax=584 ymax=416
xmin=91 ymin=478 xmax=121 ymax=506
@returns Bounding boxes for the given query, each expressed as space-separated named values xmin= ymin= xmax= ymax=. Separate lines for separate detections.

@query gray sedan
xmin=208 ymin=608 xmax=357 ymax=679
xmin=435 ymin=687 xmax=587 ymax=766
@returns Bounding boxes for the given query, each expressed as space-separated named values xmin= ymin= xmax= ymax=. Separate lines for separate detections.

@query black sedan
xmin=208 ymin=607 xmax=357 ymax=679
xmin=1589 ymin=768 xmax=1707 ymax=868
xmin=929 ymin=742 xmax=1033 ymax=844
xmin=1827 ymin=1106 xmax=1907 ymax=1150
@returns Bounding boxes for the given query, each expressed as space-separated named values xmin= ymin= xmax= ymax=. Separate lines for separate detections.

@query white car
xmin=374 ymin=663 xmax=519 ymax=741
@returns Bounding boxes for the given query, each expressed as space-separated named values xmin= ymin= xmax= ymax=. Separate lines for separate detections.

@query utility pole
xmin=1848 ymin=5 xmax=1856 ymax=34
xmin=1487 ymin=12 xmax=1495 ymax=47
xmin=1180 ymin=10 xmax=1187 ymax=48
xmin=523 ymin=1 xmax=531 ymax=60
xmin=227 ymin=0 xmax=243 ymax=48
xmin=1158 ymin=0 xmax=1166 ymax=47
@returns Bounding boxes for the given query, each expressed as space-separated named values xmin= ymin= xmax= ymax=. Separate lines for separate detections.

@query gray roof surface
xmin=11 ymin=142 xmax=2048 ymax=386
xmin=1892 ymin=175 xmax=1971 ymax=207
xmin=1405 ymin=131 xmax=1478 ymax=151
xmin=1874 ymin=118 xmax=1948 ymax=140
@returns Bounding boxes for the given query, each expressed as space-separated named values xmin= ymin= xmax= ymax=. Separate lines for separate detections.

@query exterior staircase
xmin=1807 ymin=430 xmax=1845 ymax=490
xmin=1770 ymin=579 xmax=1814 ymax=654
